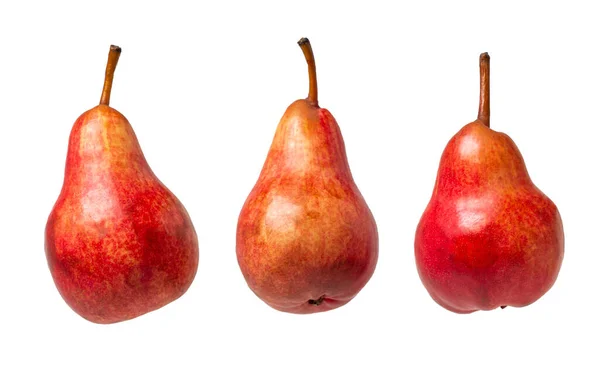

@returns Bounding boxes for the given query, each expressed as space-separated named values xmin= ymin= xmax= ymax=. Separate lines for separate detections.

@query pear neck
xmin=262 ymin=103 xmax=351 ymax=177
xmin=434 ymin=127 xmax=531 ymax=195
xmin=64 ymin=108 xmax=148 ymax=182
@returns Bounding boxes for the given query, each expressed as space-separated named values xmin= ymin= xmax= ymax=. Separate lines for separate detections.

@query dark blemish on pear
xmin=308 ymin=296 xmax=326 ymax=306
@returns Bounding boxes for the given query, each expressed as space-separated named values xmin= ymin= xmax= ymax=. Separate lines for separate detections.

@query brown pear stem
xmin=298 ymin=38 xmax=318 ymax=106
xmin=100 ymin=45 xmax=122 ymax=106
xmin=477 ymin=52 xmax=490 ymax=127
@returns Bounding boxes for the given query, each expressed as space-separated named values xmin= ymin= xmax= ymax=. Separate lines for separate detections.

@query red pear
xmin=236 ymin=38 xmax=378 ymax=314
xmin=45 ymin=46 xmax=199 ymax=324
xmin=415 ymin=53 xmax=564 ymax=313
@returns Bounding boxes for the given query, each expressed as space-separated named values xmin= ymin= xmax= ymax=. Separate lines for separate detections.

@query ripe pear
xmin=45 ymin=46 xmax=199 ymax=324
xmin=415 ymin=53 xmax=564 ymax=313
xmin=236 ymin=38 xmax=378 ymax=314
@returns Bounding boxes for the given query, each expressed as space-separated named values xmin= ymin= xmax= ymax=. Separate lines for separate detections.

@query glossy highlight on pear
xmin=414 ymin=52 xmax=564 ymax=313
xmin=236 ymin=38 xmax=378 ymax=314
xmin=45 ymin=45 xmax=199 ymax=324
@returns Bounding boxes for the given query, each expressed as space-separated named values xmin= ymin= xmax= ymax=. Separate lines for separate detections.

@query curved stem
xmin=100 ymin=45 xmax=122 ymax=106
xmin=297 ymin=38 xmax=318 ymax=106
xmin=477 ymin=52 xmax=490 ymax=127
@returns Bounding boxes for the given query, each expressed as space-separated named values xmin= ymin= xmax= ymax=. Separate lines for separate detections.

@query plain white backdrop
xmin=1 ymin=1 xmax=598 ymax=368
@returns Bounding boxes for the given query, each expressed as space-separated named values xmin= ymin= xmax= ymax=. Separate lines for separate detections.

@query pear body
xmin=45 ymin=105 xmax=199 ymax=324
xmin=237 ymin=100 xmax=378 ymax=313
xmin=415 ymin=121 xmax=564 ymax=313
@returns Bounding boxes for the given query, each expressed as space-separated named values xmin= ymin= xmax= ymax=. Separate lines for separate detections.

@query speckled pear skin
xmin=236 ymin=99 xmax=378 ymax=314
xmin=45 ymin=105 xmax=199 ymax=324
xmin=415 ymin=120 xmax=564 ymax=313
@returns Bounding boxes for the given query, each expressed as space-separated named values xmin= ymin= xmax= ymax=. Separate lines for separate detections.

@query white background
xmin=1 ymin=1 xmax=598 ymax=369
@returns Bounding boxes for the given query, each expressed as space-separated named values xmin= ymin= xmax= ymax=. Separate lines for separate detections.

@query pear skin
xmin=45 ymin=46 xmax=199 ymax=324
xmin=415 ymin=53 xmax=564 ymax=313
xmin=236 ymin=39 xmax=378 ymax=314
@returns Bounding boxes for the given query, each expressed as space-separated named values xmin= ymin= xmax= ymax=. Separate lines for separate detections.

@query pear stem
xmin=477 ymin=52 xmax=490 ymax=127
xmin=100 ymin=45 xmax=122 ymax=106
xmin=298 ymin=38 xmax=318 ymax=106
